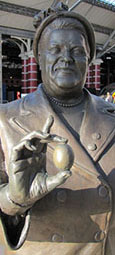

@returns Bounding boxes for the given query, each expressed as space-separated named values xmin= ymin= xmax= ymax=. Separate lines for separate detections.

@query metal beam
xmin=69 ymin=0 xmax=115 ymax=12
xmin=0 ymin=1 xmax=39 ymax=17
xmin=69 ymin=0 xmax=82 ymax=11
xmin=83 ymin=0 xmax=115 ymax=12
xmin=98 ymin=43 xmax=115 ymax=57
xmin=0 ymin=26 xmax=35 ymax=39
xmin=92 ymin=24 xmax=113 ymax=35
xmin=102 ymin=30 xmax=115 ymax=50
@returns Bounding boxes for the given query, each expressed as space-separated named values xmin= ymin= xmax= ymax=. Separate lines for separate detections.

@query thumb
xmin=46 ymin=170 xmax=72 ymax=192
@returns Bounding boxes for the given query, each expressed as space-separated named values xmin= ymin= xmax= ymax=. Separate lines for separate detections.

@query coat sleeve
xmin=0 ymin=139 xmax=31 ymax=250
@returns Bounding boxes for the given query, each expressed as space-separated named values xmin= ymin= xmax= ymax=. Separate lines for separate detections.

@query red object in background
xmin=28 ymin=56 xmax=38 ymax=93
xmin=22 ymin=57 xmax=28 ymax=94
xmin=17 ymin=91 xmax=21 ymax=99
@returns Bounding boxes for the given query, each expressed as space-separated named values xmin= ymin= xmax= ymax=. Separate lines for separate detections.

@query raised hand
xmin=8 ymin=115 xmax=72 ymax=208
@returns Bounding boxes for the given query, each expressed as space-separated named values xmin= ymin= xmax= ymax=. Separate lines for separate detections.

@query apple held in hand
xmin=53 ymin=144 xmax=74 ymax=170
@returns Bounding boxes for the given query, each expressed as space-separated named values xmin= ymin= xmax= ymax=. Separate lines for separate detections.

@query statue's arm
xmin=0 ymin=116 xmax=72 ymax=249
xmin=0 ymin=140 xmax=31 ymax=249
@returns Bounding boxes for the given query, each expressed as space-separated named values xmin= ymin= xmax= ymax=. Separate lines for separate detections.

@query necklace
xmin=42 ymin=85 xmax=84 ymax=107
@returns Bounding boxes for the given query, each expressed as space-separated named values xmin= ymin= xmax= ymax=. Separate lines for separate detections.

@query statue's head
xmin=33 ymin=2 xmax=96 ymax=99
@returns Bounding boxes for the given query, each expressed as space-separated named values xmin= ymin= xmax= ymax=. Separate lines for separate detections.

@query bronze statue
xmin=0 ymin=2 xmax=115 ymax=255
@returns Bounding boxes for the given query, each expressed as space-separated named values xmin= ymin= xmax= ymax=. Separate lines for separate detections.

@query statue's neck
xmin=42 ymin=84 xmax=84 ymax=108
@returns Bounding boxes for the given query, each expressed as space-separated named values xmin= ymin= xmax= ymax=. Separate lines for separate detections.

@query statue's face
xmin=39 ymin=28 xmax=89 ymax=99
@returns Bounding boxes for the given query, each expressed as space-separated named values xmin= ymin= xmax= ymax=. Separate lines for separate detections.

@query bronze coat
xmin=0 ymin=85 xmax=115 ymax=255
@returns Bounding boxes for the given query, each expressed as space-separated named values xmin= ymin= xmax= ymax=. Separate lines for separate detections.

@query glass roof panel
xmin=98 ymin=0 xmax=115 ymax=6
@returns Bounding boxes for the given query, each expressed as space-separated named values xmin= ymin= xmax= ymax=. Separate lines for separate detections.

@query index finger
xmin=42 ymin=115 xmax=54 ymax=133
xmin=40 ymin=134 xmax=68 ymax=144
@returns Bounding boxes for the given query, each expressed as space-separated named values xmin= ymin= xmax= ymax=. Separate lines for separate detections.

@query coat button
xmin=98 ymin=185 xmax=108 ymax=198
xmin=51 ymin=233 xmax=64 ymax=242
xmin=94 ymin=231 xmax=105 ymax=242
xmin=57 ymin=190 xmax=67 ymax=203
xmin=92 ymin=133 xmax=101 ymax=140
xmin=87 ymin=144 xmax=97 ymax=151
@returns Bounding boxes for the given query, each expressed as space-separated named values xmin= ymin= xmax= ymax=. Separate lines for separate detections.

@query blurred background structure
xmin=0 ymin=0 xmax=115 ymax=102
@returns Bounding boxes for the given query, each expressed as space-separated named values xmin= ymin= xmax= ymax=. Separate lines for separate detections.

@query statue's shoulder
xmin=0 ymin=99 xmax=20 ymax=117
xmin=91 ymin=92 xmax=115 ymax=108
xmin=0 ymin=88 xmax=40 ymax=118
xmin=86 ymin=89 xmax=115 ymax=122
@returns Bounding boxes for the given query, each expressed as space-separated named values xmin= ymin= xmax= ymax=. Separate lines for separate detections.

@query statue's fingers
xmin=11 ymin=140 xmax=36 ymax=161
xmin=29 ymin=171 xmax=71 ymax=202
xmin=10 ymin=155 xmax=44 ymax=174
xmin=46 ymin=170 xmax=72 ymax=192
xmin=40 ymin=134 xmax=68 ymax=144
xmin=49 ymin=135 xmax=68 ymax=143
xmin=21 ymin=130 xmax=50 ymax=142
xmin=42 ymin=115 xmax=54 ymax=133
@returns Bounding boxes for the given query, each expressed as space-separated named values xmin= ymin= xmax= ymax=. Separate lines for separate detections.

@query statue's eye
xmin=71 ymin=47 xmax=79 ymax=54
xmin=49 ymin=46 xmax=60 ymax=54
xmin=71 ymin=47 xmax=85 ymax=56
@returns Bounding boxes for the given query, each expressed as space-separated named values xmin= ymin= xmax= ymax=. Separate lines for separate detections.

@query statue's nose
xmin=61 ymin=50 xmax=73 ymax=64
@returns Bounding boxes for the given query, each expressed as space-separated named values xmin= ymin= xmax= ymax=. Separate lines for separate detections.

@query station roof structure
xmin=98 ymin=0 xmax=115 ymax=6
xmin=0 ymin=0 xmax=115 ymax=57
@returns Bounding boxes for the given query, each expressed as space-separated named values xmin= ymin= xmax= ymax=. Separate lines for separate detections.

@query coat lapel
xmin=80 ymin=91 xmax=115 ymax=161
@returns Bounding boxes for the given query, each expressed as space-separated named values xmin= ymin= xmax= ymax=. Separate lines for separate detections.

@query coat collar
xmin=9 ymin=85 xmax=115 ymax=180
xmin=80 ymin=91 xmax=115 ymax=161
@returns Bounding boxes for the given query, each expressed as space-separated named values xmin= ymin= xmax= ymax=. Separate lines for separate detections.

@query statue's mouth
xmin=54 ymin=66 xmax=74 ymax=73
